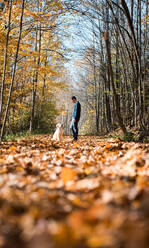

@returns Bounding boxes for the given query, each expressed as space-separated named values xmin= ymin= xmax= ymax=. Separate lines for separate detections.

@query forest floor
xmin=0 ymin=135 xmax=149 ymax=248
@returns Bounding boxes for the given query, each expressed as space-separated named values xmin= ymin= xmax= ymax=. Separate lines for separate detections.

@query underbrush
xmin=3 ymin=130 xmax=52 ymax=141
xmin=105 ymin=129 xmax=136 ymax=142
xmin=4 ymin=131 xmax=33 ymax=141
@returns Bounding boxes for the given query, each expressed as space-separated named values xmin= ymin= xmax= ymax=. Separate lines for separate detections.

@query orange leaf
xmin=61 ymin=168 xmax=77 ymax=183
xmin=10 ymin=146 xmax=17 ymax=151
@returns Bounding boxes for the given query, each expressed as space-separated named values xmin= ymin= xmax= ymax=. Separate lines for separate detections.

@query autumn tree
xmin=64 ymin=0 xmax=149 ymax=136
xmin=0 ymin=0 xmax=68 ymax=139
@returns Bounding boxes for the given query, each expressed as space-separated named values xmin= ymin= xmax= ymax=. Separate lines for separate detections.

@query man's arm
xmin=72 ymin=103 xmax=77 ymax=121
xmin=75 ymin=102 xmax=81 ymax=121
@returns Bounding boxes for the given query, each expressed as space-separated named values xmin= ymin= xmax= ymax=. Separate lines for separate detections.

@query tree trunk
xmin=0 ymin=0 xmax=12 ymax=126
xmin=30 ymin=24 xmax=42 ymax=132
xmin=104 ymin=32 xmax=127 ymax=135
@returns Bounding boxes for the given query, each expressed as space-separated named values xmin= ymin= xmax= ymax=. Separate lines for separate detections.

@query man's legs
xmin=70 ymin=120 xmax=75 ymax=139
xmin=74 ymin=121 xmax=78 ymax=140
xmin=70 ymin=121 xmax=79 ymax=140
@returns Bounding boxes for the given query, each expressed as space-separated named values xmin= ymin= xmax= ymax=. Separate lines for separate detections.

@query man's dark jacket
xmin=72 ymin=101 xmax=81 ymax=122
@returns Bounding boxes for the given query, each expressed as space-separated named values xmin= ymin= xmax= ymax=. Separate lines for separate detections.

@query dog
xmin=52 ymin=123 xmax=63 ymax=142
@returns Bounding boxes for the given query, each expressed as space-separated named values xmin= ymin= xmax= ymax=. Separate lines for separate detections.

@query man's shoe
xmin=68 ymin=138 xmax=75 ymax=142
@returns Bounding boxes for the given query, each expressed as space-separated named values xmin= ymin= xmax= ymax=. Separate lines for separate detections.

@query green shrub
xmin=122 ymin=132 xmax=135 ymax=142
xmin=5 ymin=98 xmax=58 ymax=136
xmin=33 ymin=99 xmax=58 ymax=133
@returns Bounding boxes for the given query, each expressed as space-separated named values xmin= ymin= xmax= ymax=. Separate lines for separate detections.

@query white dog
xmin=52 ymin=123 xmax=63 ymax=142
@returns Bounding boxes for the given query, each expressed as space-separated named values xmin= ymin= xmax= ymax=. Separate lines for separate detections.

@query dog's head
xmin=56 ymin=123 xmax=62 ymax=128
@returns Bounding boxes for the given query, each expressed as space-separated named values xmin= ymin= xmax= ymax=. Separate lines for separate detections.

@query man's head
xmin=72 ymin=96 xmax=77 ymax=103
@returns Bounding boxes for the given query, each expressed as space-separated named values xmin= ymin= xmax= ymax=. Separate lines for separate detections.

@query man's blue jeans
xmin=70 ymin=120 xmax=78 ymax=140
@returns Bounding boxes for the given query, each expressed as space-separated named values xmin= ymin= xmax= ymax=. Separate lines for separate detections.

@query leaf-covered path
xmin=0 ymin=135 xmax=149 ymax=248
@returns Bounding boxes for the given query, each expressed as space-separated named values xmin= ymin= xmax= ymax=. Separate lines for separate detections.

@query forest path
xmin=0 ymin=135 xmax=149 ymax=248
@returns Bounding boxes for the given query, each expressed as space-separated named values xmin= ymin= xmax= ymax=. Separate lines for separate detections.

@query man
xmin=70 ymin=96 xmax=81 ymax=141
